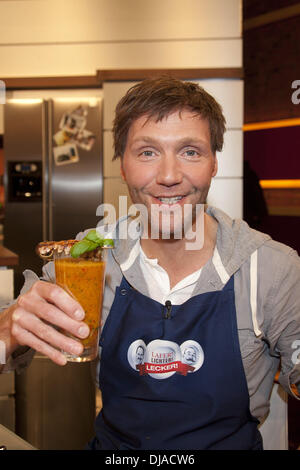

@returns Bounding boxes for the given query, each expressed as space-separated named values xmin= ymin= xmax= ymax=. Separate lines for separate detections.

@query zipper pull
xmin=164 ymin=300 xmax=172 ymax=319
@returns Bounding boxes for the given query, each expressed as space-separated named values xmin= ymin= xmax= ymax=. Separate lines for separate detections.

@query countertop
xmin=0 ymin=424 xmax=36 ymax=450
xmin=0 ymin=246 xmax=19 ymax=267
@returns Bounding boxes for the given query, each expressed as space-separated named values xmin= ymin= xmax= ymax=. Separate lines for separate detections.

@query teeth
xmin=158 ymin=196 xmax=183 ymax=204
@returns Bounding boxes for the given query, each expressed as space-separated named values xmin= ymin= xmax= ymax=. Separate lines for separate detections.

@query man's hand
xmin=5 ymin=281 xmax=90 ymax=366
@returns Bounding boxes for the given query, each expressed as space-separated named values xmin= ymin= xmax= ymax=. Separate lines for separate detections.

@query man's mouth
xmin=155 ymin=196 xmax=185 ymax=205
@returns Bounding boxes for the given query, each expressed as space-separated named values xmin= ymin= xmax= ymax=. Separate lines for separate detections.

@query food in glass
xmin=37 ymin=231 xmax=113 ymax=362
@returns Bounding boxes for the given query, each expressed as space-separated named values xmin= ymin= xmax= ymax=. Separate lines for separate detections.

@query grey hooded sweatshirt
xmin=3 ymin=206 xmax=300 ymax=422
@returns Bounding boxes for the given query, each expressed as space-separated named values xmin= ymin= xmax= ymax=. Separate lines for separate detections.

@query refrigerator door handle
xmin=47 ymin=99 xmax=54 ymax=241
xmin=42 ymin=100 xmax=48 ymax=241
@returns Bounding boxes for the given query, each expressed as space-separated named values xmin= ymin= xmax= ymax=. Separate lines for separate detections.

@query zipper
xmin=163 ymin=300 xmax=172 ymax=319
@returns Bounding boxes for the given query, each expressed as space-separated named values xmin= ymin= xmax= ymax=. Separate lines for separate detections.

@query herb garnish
xmin=70 ymin=230 xmax=114 ymax=258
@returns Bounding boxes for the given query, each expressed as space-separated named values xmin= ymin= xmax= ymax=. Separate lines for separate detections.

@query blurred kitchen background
xmin=0 ymin=0 xmax=299 ymax=451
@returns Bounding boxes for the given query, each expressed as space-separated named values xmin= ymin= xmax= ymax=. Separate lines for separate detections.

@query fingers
xmin=11 ymin=308 xmax=85 ymax=365
xmin=10 ymin=280 xmax=91 ymax=366
xmin=12 ymin=322 xmax=68 ymax=366
xmin=17 ymin=293 xmax=89 ymax=339
xmin=31 ymin=281 xmax=85 ymax=321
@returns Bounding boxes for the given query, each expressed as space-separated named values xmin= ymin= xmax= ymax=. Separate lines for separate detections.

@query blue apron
xmin=88 ymin=275 xmax=263 ymax=450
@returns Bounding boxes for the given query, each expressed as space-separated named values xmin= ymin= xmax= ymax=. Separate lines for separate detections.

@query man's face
xmin=183 ymin=347 xmax=196 ymax=364
xmin=136 ymin=346 xmax=144 ymax=364
xmin=120 ymin=109 xmax=218 ymax=237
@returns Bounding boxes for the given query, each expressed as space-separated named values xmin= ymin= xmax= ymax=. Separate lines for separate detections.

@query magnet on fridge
xmin=59 ymin=111 xmax=87 ymax=135
xmin=53 ymin=129 xmax=72 ymax=146
xmin=73 ymin=129 xmax=96 ymax=151
xmin=53 ymin=143 xmax=79 ymax=166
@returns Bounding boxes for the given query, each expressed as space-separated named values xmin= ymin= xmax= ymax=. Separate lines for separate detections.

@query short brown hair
xmin=112 ymin=76 xmax=226 ymax=159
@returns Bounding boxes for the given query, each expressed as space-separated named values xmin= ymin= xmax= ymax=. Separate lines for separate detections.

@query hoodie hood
xmin=206 ymin=206 xmax=271 ymax=277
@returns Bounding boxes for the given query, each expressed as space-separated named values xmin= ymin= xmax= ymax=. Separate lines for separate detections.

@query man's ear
xmin=212 ymin=155 xmax=218 ymax=177
xmin=120 ymin=158 xmax=126 ymax=181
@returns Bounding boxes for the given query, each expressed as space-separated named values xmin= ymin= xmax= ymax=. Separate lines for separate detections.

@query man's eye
xmin=140 ymin=150 xmax=154 ymax=157
xmin=184 ymin=149 xmax=199 ymax=157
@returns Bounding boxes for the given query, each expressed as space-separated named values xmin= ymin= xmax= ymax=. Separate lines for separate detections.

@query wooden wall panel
xmin=243 ymin=11 xmax=300 ymax=123
xmin=0 ymin=40 xmax=242 ymax=78
xmin=244 ymin=0 xmax=300 ymax=19
xmin=0 ymin=0 xmax=241 ymax=44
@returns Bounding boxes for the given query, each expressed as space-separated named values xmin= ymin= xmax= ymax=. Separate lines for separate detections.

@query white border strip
xmin=120 ymin=240 xmax=140 ymax=271
xmin=250 ymin=250 xmax=262 ymax=337
xmin=212 ymin=247 xmax=230 ymax=284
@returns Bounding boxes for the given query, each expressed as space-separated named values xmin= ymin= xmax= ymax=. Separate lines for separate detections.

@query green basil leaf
xmin=84 ymin=229 xmax=102 ymax=243
xmin=102 ymin=238 xmax=114 ymax=247
xmin=84 ymin=230 xmax=114 ymax=247
xmin=70 ymin=239 xmax=98 ymax=258
xmin=70 ymin=230 xmax=114 ymax=258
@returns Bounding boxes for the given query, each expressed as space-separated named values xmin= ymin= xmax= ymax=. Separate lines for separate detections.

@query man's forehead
xmin=127 ymin=110 xmax=210 ymax=139
xmin=135 ymin=109 xmax=207 ymax=127
xmin=125 ymin=110 xmax=212 ymax=151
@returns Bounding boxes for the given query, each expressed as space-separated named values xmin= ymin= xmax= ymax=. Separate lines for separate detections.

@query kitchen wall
xmin=0 ymin=0 xmax=241 ymax=76
xmin=0 ymin=0 xmax=243 ymax=218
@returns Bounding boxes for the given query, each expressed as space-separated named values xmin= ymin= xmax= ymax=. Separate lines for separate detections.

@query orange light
xmin=259 ymin=180 xmax=300 ymax=189
xmin=243 ymin=118 xmax=300 ymax=131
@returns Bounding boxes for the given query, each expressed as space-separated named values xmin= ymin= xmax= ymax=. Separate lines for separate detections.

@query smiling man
xmin=120 ymin=110 xmax=217 ymax=238
xmin=0 ymin=77 xmax=300 ymax=450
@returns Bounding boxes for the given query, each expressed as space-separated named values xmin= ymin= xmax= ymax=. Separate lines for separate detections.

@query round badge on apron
xmin=127 ymin=339 xmax=204 ymax=379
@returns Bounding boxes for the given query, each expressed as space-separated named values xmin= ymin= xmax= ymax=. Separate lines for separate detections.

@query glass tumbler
xmin=54 ymin=247 xmax=108 ymax=362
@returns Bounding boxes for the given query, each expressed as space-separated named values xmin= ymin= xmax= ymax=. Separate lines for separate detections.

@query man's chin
xmin=136 ymin=201 xmax=205 ymax=241
xmin=145 ymin=222 xmax=185 ymax=241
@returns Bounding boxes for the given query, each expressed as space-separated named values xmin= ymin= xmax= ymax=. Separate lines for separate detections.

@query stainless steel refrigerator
xmin=3 ymin=96 xmax=103 ymax=449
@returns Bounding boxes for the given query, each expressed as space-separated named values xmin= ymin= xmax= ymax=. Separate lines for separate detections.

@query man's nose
xmin=156 ymin=154 xmax=183 ymax=186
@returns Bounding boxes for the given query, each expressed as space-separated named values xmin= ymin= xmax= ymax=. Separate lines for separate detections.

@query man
xmin=1 ymin=77 xmax=300 ymax=450
xmin=135 ymin=345 xmax=145 ymax=366
xmin=182 ymin=346 xmax=197 ymax=365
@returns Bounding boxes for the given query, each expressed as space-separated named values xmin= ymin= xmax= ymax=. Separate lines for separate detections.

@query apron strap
xmin=250 ymin=250 xmax=262 ymax=337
